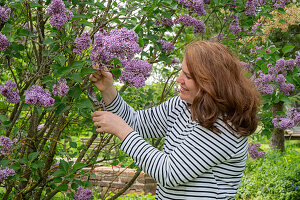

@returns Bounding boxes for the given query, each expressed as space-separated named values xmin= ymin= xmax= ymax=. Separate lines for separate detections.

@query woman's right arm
xmin=89 ymin=67 xmax=177 ymax=138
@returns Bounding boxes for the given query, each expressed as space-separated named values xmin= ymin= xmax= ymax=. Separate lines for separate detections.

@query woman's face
xmin=176 ymin=58 xmax=198 ymax=104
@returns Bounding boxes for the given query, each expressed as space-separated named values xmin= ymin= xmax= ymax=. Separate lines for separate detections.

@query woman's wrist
xmin=101 ymin=86 xmax=117 ymax=105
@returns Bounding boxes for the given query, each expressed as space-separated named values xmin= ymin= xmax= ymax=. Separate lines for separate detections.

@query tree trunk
xmin=270 ymin=101 xmax=285 ymax=152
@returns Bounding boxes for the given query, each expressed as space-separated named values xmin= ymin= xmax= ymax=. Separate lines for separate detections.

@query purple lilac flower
xmin=0 ymin=5 xmax=11 ymax=24
xmin=286 ymin=107 xmax=300 ymax=123
xmin=90 ymin=27 xmax=142 ymax=66
xmin=229 ymin=16 xmax=241 ymax=35
xmin=52 ymin=78 xmax=69 ymax=96
xmin=251 ymin=23 xmax=262 ymax=33
xmin=175 ymin=15 xmax=205 ymax=34
xmin=178 ymin=0 xmax=206 ymax=16
xmin=25 ymin=85 xmax=55 ymax=107
xmin=285 ymin=59 xmax=294 ymax=71
xmin=46 ymin=0 xmax=73 ymax=30
xmin=73 ymin=32 xmax=91 ymax=55
xmin=0 ymin=80 xmax=20 ymax=104
xmin=0 ymin=32 xmax=11 ymax=51
xmin=245 ymin=0 xmax=258 ymax=16
xmin=170 ymin=58 xmax=180 ymax=65
xmin=119 ymin=59 xmax=152 ymax=88
xmin=0 ymin=136 xmax=17 ymax=155
xmin=273 ymin=116 xmax=294 ymax=129
xmin=295 ymin=56 xmax=300 ymax=66
xmin=158 ymin=40 xmax=174 ymax=52
xmin=37 ymin=123 xmax=45 ymax=131
xmin=241 ymin=61 xmax=254 ymax=73
xmin=160 ymin=17 xmax=174 ymax=27
xmin=273 ymin=0 xmax=288 ymax=10
xmin=275 ymin=58 xmax=286 ymax=73
xmin=275 ymin=74 xmax=285 ymax=83
xmin=278 ymin=83 xmax=295 ymax=96
xmin=214 ymin=33 xmax=224 ymax=41
xmin=73 ymin=186 xmax=93 ymax=200
xmin=0 ymin=167 xmax=16 ymax=182
xmin=248 ymin=143 xmax=265 ymax=159
xmin=204 ymin=0 xmax=210 ymax=4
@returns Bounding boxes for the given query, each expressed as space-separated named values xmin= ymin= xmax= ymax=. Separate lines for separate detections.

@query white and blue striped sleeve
xmin=120 ymin=127 xmax=239 ymax=188
xmin=104 ymin=93 xmax=181 ymax=138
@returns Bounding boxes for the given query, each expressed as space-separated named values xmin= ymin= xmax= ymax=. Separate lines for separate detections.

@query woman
xmin=90 ymin=41 xmax=260 ymax=199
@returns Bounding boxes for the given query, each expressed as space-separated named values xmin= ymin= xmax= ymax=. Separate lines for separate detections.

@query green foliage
xmin=236 ymin=142 xmax=300 ymax=200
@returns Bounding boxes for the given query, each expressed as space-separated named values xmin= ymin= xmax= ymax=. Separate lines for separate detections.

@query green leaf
xmin=70 ymin=141 xmax=77 ymax=148
xmin=111 ymin=68 xmax=121 ymax=79
xmin=72 ymin=163 xmax=87 ymax=171
xmin=78 ymin=20 xmax=95 ymax=27
xmin=55 ymin=104 xmax=71 ymax=117
xmin=32 ymin=160 xmax=44 ymax=169
xmin=70 ymin=61 xmax=84 ymax=69
xmin=30 ymin=2 xmax=42 ymax=7
xmin=56 ymin=184 xmax=68 ymax=192
xmin=16 ymin=29 xmax=34 ymax=37
xmin=75 ymin=98 xmax=94 ymax=111
xmin=10 ymin=163 xmax=21 ymax=171
xmin=28 ymin=152 xmax=40 ymax=162
xmin=72 ymin=14 xmax=88 ymax=20
xmin=282 ymin=45 xmax=295 ymax=54
xmin=59 ymin=160 xmax=69 ymax=173
xmin=68 ymin=84 xmax=81 ymax=99
xmin=81 ymin=67 xmax=97 ymax=76
xmin=44 ymin=38 xmax=56 ymax=45
xmin=70 ymin=73 xmax=83 ymax=83
xmin=0 ymin=160 xmax=10 ymax=167
xmin=52 ymin=169 xmax=65 ymax=177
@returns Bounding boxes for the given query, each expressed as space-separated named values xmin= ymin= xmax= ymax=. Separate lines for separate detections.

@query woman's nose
xmin=176 ymin=72 xmax=184 ymax=83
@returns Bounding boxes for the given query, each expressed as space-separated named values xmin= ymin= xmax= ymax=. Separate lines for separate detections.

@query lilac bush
xmin=0 ymin=80 xmax=20 ymax=104
xmin=46 ymin=0 xmax=73 ymax=30
xmin=52 ymin=78 xmax=69 ymax=96
xmin=0 ymin=32 xmax=11 ymax=51
xmin=248 ymin=143 xmax=266 ymax=159
xmin=0 ymin=167 xmax=16 ymax=183
xmin=73 ymin=32 xmax=91 ymax=55
xmin=73 ymin=186 xmax=93 ymax=200
xmin=25 ymin=85 xmax=55 ymax=107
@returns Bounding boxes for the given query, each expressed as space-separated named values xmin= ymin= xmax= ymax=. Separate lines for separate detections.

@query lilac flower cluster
xmin=272 ymin=107 xmax=300 ymax=130
xmin=73 ymin=32 xmax=91 ymax=55
xmin=155 ymin=17 xmax=174 ymax=27
xmin=90 ymin=27 xmax=153 ymax=88
xmin=52 ymin=78 xmax=69 ymax=96
xmin=46 ymin=0 xmax=73 ymax=30
xmin=178 ymin=0 xmax=206 ymax=16
xmin=158 ymin=40 xmax=174 ymax=52
xmin=90 ymin=27 xmax=142 ymax=65
xmin=0 ymin=32 xmax=11 ymax=51
xmin=245 ymin=0 xmax=259 ymax=16
xmin=229 ymin=16 xmax=241 ymax=35
xmin=252 ymin=57 xmax=296 ymax=96
xmin=213 ymin=33 xmax=224 ymax=41
xmin=175 ymin=15 xmax=205 ymax=34
xmin=248 ymin=143 xmax=266 ymax=159
xmin=0 ymin=167 xmax=15 ymax=183
xmin=251 ymin=22 xmax=262 ymax=33
xmin=119 ymin=59 xmax=152 ymax=88
xmin=0 ymin=136 xmax=17 ymax=156
xmin=273 ymin=0 xmax=289 ymax=10
xmin=0 ymin=5 xmax=11 ymax=24
xmin=241 ymin=61 xmax=255 ymax=73
xmin=25 ymin=85 xmax=55 ymax=107
xmin=0 ymin=80 xmax=20 ymax=104
xmin=73 ymin=186 xmax=93 ymax=200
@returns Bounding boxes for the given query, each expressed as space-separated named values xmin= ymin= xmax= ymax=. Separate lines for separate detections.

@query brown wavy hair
xmin=185 ymin=41 xmax=260 ymax=136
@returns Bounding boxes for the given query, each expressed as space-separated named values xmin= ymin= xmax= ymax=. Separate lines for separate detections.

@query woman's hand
xmin=91 ymin=111 xmax=134 ymax=141
xmin=89 ymin=65 xmax=114 ymax=93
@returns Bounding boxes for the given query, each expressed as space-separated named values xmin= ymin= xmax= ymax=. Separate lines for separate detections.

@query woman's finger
xmin=96 ymin=127 xmax=104 ymax=133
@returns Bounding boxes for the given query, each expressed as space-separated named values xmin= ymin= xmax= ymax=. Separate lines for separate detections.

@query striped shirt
xmin=105 ymin=93 xmax=248 ymax=200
